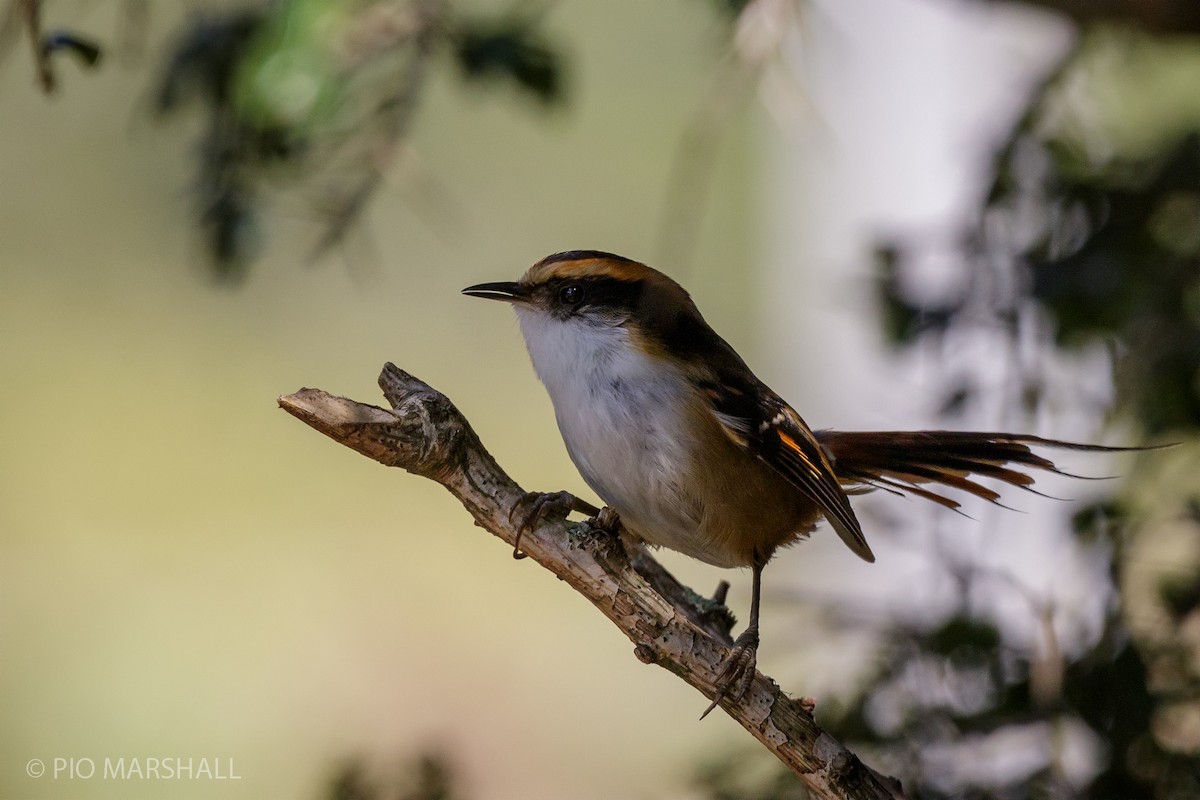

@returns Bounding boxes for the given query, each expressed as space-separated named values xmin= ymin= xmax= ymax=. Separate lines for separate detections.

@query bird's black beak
xmin=462 ymin=281 xmax=530 ymax=303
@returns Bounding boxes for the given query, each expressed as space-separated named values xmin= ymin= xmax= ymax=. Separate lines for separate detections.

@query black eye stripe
xmin=547 ymin=276 xmax=644 ymax=311
xmin=540 ymin=272 xmax=712 ymax=358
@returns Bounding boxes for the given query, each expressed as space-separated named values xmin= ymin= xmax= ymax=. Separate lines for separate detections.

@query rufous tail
xmin=815 ymin=430 xmax=1144 ymax=512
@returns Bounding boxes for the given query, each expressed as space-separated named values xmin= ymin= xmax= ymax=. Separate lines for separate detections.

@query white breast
xmin=514 ymin=307 xmax=710 ymax=558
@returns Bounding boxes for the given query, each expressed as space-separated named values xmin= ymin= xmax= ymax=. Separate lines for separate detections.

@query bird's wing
xmin=701 ymin=378 xmax=875 ymax=563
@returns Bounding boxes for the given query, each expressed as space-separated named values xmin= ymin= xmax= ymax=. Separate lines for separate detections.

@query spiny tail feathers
xmin=815 ymin=430 xmax=1146 ymax=513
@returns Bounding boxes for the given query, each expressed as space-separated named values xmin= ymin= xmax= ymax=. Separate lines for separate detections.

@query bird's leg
xmin=701 ymin=561 xmax=763 ymax=719
xmin=509 ymin=491 xmax=600 ymax=560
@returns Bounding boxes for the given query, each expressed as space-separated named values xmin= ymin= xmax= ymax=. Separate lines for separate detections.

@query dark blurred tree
xmin=702 ymin=14 xmax=1200 ymax=800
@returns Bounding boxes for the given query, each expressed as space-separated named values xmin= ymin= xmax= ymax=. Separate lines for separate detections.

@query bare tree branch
xmin=278 ymin=363 xmax=903 ymax=800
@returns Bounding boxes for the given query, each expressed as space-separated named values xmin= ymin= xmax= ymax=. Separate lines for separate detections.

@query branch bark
xmin=278 ymin=363 xmax=903 ymax=800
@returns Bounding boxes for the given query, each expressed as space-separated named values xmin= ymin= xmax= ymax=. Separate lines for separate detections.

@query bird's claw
xmin=509 ymin=491 xmax=599 ymax=559
xmin=700 ymin=628 xmax=760 ymax=719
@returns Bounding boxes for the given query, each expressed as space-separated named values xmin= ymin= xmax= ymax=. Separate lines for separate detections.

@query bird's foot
xmin=700 ymin=626 xmax=760 ymax=719
xmin=509 ymin=491 xmax=600 ymax=560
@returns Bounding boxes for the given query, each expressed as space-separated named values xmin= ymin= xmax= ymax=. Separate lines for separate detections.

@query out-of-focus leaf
xmin=874 ymin=244 xmax=960 ymax=345
xmin=155 ymin=12 xmax=265 ymax=113
xmin=938 ymin=382 xmax=973 ymax=416
xmin=453 ymin=20 xmax=564 ymax=104
xmin=328 ymin=761 xmax=374 ymax=800
xmin=1160 ymin=571 xmax=1200 ymax=620
xmin=40 ymin=31 xmax=102 ymax=67
xmin=922 ymin=616 xmax=1001 ymax=659
xmin=705 ymin=0 xmax=754 ymax=20
xmin=232 ymin=0 xmax=347 ymax=132
xmin=1071 ymin=499 xmax=1127 ymax=542
xmin=323 ymin=751 xmax=463 ymax=800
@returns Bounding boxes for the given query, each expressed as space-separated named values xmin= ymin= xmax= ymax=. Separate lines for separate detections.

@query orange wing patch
xmin=770 ymin=419 xmax=874 ymax=562
xmin=706 ymin=389 xmax=876 ymax=563
xmin=776 ymin=431 xmax=813 ymax=468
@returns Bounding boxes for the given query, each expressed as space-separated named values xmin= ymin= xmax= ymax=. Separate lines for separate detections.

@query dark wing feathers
xmin=702 ymin=378 xmax=875 ymax=563
xmin=770 ymin=410 xmax=874 ymax=558
xmin=668 ymin=296 xmax=1149 ymax=563
xmin=702 ymin=382 xmax=1149 ymax=557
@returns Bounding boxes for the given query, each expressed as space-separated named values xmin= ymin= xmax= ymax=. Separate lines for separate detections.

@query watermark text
xmin=25 ymin=756 xmax=241 ymax=781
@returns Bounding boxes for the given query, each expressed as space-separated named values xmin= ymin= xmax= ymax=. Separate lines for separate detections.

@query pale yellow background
xmin=1 ymin=3 xmax=765 ymax=799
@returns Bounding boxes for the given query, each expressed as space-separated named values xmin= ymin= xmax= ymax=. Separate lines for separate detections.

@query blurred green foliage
xmin=150 ymin=0 xmax=570 ymax=278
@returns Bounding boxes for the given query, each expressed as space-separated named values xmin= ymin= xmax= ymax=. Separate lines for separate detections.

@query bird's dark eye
xmin=560 ymin=283 xmax=585 ymax=305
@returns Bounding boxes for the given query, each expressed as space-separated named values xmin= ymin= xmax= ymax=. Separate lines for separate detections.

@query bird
xmin=463 ymin=249 xmax=1141 ymax=716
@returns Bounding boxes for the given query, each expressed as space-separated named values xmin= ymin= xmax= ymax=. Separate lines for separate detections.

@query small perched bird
xmin=464 ymin=250 xmax=1136 ymax=715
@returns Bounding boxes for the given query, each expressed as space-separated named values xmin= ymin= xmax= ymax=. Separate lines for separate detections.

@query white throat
xmin=512 ymin=306 xmax=709 ymax=558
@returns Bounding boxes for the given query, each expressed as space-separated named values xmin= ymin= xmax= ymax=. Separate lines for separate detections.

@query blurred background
xmin=2 ymin=1 xmax=1199 ymax=798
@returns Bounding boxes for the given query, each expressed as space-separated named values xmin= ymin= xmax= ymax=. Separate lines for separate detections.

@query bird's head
xmin=463 ymin=250 xmax=710 ymax=360
xmin=464 ymin=249 xmax=682 ymax=320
